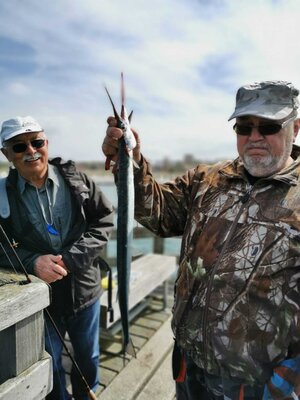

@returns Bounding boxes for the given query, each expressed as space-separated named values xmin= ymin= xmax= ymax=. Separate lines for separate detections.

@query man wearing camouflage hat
xmin=102 ymin=80 xmax=300 ymax=399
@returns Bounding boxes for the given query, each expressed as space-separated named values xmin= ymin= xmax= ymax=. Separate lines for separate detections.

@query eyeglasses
xmin=6 ymin=139 xmax=46 ymax=153
xmin=233 ymin=116 xmax=296 ymax=136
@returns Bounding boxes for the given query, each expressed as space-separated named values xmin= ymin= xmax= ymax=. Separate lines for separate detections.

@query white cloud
xmin=0 ymin=0 xmax=300 ymax=163
xmin=8 ymin=82 xmax=30 ymax=96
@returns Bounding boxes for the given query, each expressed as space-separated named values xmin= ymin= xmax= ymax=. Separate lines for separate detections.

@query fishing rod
xmin=0 ymin=224 xmax=97 ymax=400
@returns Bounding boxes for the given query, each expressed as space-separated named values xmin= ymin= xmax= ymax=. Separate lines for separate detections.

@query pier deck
xmin=64 ymin=285 xmax=176 ymax=399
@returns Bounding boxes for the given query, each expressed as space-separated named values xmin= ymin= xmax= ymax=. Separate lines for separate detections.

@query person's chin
xmin=243 ymin=155 xmax=271 ymax=176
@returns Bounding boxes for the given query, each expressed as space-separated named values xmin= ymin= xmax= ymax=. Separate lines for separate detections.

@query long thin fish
xmin=105 ymin=74 xmax=136 ymax=357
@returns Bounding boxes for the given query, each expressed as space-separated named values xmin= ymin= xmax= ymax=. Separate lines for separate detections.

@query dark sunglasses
xmin=7 ymin=139 xmax=46 ymax=153
xmin=233 ymin=116 xmax=295 ymax=136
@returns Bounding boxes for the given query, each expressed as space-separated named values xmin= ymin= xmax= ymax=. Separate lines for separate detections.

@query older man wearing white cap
xmin=102 ymin=81 xmax=300 ymax=399
xmin=1 ymin=116 xmax=49 ymax=188
xmin=0 ymin=116 xmax=114 ymax=400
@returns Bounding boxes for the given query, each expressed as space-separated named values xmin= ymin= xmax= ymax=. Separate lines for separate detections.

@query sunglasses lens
xmin=234 ymin=123 xmax=282 ymax=136
xmin=12 ymin=139 xmax=45 ymax=153
xmin=12 ymin=143 xmax=27 ymax=153
xmin=233 ymin=124 xmax=252 ymax=136
xmin=31 ymin=139 xmax=45 ymax=149
xmin=257 ymin=125 xmax=281 ymax=135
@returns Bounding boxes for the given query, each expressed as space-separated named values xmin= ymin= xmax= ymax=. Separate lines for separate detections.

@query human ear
xmin=1 ymin=148 xmax=12 ymax=162
xmin=293 ymin=119 xmax=300 ymax=141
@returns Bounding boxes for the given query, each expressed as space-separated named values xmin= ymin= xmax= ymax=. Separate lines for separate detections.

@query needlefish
xmin=104 ymin=73 xmax=137 ymax=357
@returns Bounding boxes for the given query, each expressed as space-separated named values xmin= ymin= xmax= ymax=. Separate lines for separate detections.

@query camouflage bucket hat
xmin=228 ymin=80 xmax=299 ymax=121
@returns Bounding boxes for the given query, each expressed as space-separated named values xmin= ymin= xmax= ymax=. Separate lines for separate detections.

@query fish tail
xmin=125 ymin=337 xmax=136 ymax=358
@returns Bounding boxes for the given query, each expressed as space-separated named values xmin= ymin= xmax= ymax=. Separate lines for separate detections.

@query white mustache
xmin=23 ymin=152 xmax=42 ymax=162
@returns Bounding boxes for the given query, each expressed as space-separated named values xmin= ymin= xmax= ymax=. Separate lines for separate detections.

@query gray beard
xmin=243 ymin=154 xmax=277 ymax=177
xmin=242 ymin=133 xmax=294 ymax=177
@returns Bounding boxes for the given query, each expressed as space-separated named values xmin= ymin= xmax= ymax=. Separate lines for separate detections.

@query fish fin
xmin=104 ymin=85 xmax=121 ymax=121
xmin=125 ymin=337 xmax=136 ymax=358
xmin=128 ymin=110 xmax=133 ymax=122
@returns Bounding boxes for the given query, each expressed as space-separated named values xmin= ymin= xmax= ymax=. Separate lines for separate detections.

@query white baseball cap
xmin=0 ymin=116 xmax=43 ymax=147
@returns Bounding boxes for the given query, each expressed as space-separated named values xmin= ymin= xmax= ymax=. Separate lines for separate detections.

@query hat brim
xmin=1 ymin=127 xmax=43 ymax=147
xmin=228 ymin=105 xmax=294 ymax=121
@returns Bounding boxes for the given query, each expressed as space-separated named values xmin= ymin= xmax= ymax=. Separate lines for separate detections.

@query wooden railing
xmin=101 ymin=225 xmax=181 ymax=267
xmin=0 ymin=271 xmax=52 ymax=399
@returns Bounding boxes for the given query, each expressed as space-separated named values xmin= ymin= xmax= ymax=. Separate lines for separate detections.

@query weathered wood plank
xmin=142 ymin=309 xmax=172 ymax=322
xmin=0 ymin=271 xmax=52 ymax=397
xmin=101 ymin=338 xmax=123 ymax=354
xmin=98 ymin=315 xmax=173 ymax=400
xmin=0 ymin=273 xmax=50 ymax=331
xmin=129 ymin=324 xmax=156 ymax=338
xmin=0 ymin=311 xmax=44 ymax=383
xmin=133 ymin=317 xmax=163 ymax=330
xmin=130 ymin=335 xmax=147 ymax=350
xmin=100 ymin=353 xmax=130 ymax=373
xmin=109 ymin=226 xmax=158 ymax=240
xmin=135 ymin=350 xmax=175 ymax=400
xmin=101 ymin=254 xmax=177 ymax=329
xmin=0 ymin=354 xmax=52 ymax=400
xmin=63 ymin=287 xmax=174 ymax=397
xmin=99 ymin=366 xmax=118 ymax=388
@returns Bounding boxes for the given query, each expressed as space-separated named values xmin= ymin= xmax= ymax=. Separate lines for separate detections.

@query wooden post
xmin=153 ymin=236 xmax=164 ymax=254
xmin=0 ymin=270 xmax=52 ymax=400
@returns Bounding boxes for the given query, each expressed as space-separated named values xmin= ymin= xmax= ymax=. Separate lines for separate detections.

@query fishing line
xmin=0 ymin=225 xmax=31 ymax=283
xmin=0 ymin=223 xmax=97 ymax=400
xmin=0 ymin=242 xmax=19 ymax=274
xmin=0 ymin=242 xmax=28 ymax=286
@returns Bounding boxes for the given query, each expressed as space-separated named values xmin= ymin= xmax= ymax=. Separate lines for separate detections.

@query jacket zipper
xmin=202 ymin=186 xmax=252 ymax=369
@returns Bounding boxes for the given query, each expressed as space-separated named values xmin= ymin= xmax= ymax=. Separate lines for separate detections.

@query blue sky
xmin=0 ymin=0 xmax=300 ymax=163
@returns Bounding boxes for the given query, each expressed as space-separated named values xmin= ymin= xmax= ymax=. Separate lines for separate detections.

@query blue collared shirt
xmin=18 ymin=164 xmax=75 ymax=252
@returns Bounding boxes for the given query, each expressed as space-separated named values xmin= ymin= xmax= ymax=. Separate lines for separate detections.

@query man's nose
xmin=25 ymin=142 xmax=36 ymax=153
xmin=248 ymin=127 xmax=264 ymax=141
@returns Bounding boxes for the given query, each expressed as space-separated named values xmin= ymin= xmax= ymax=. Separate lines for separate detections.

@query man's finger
xmin=107 ymin=116 xmax=117 ymax=126
xmin=53 ymin=264 xmax=68 ymax=277
xmin=107 ymin=126 xmax=123 ymax=140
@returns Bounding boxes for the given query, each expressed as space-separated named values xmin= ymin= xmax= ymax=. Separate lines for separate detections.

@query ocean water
xmin=98 ymin=181 xmax=181 ymax=261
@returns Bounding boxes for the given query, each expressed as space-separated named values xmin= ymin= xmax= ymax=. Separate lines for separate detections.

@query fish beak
xmin=104 ymin=86 xmax=121 ymax=123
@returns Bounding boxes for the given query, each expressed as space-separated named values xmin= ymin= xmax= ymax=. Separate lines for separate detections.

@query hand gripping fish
xmin=105 ymin=73 xmax=136 ymax=357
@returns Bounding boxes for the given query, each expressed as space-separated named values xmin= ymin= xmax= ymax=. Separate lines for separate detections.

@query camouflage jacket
xmin=134 ymin=145 xmax=300 ymax=385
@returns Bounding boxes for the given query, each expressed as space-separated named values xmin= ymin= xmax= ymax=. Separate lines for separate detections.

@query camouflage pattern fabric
xmin=228 ymin=81 xmax=300 ymax=121
xmin=177 ymin=354 xmax=265 ymax=399
xmin=134 ymin=145 xmax=300 ymax=399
